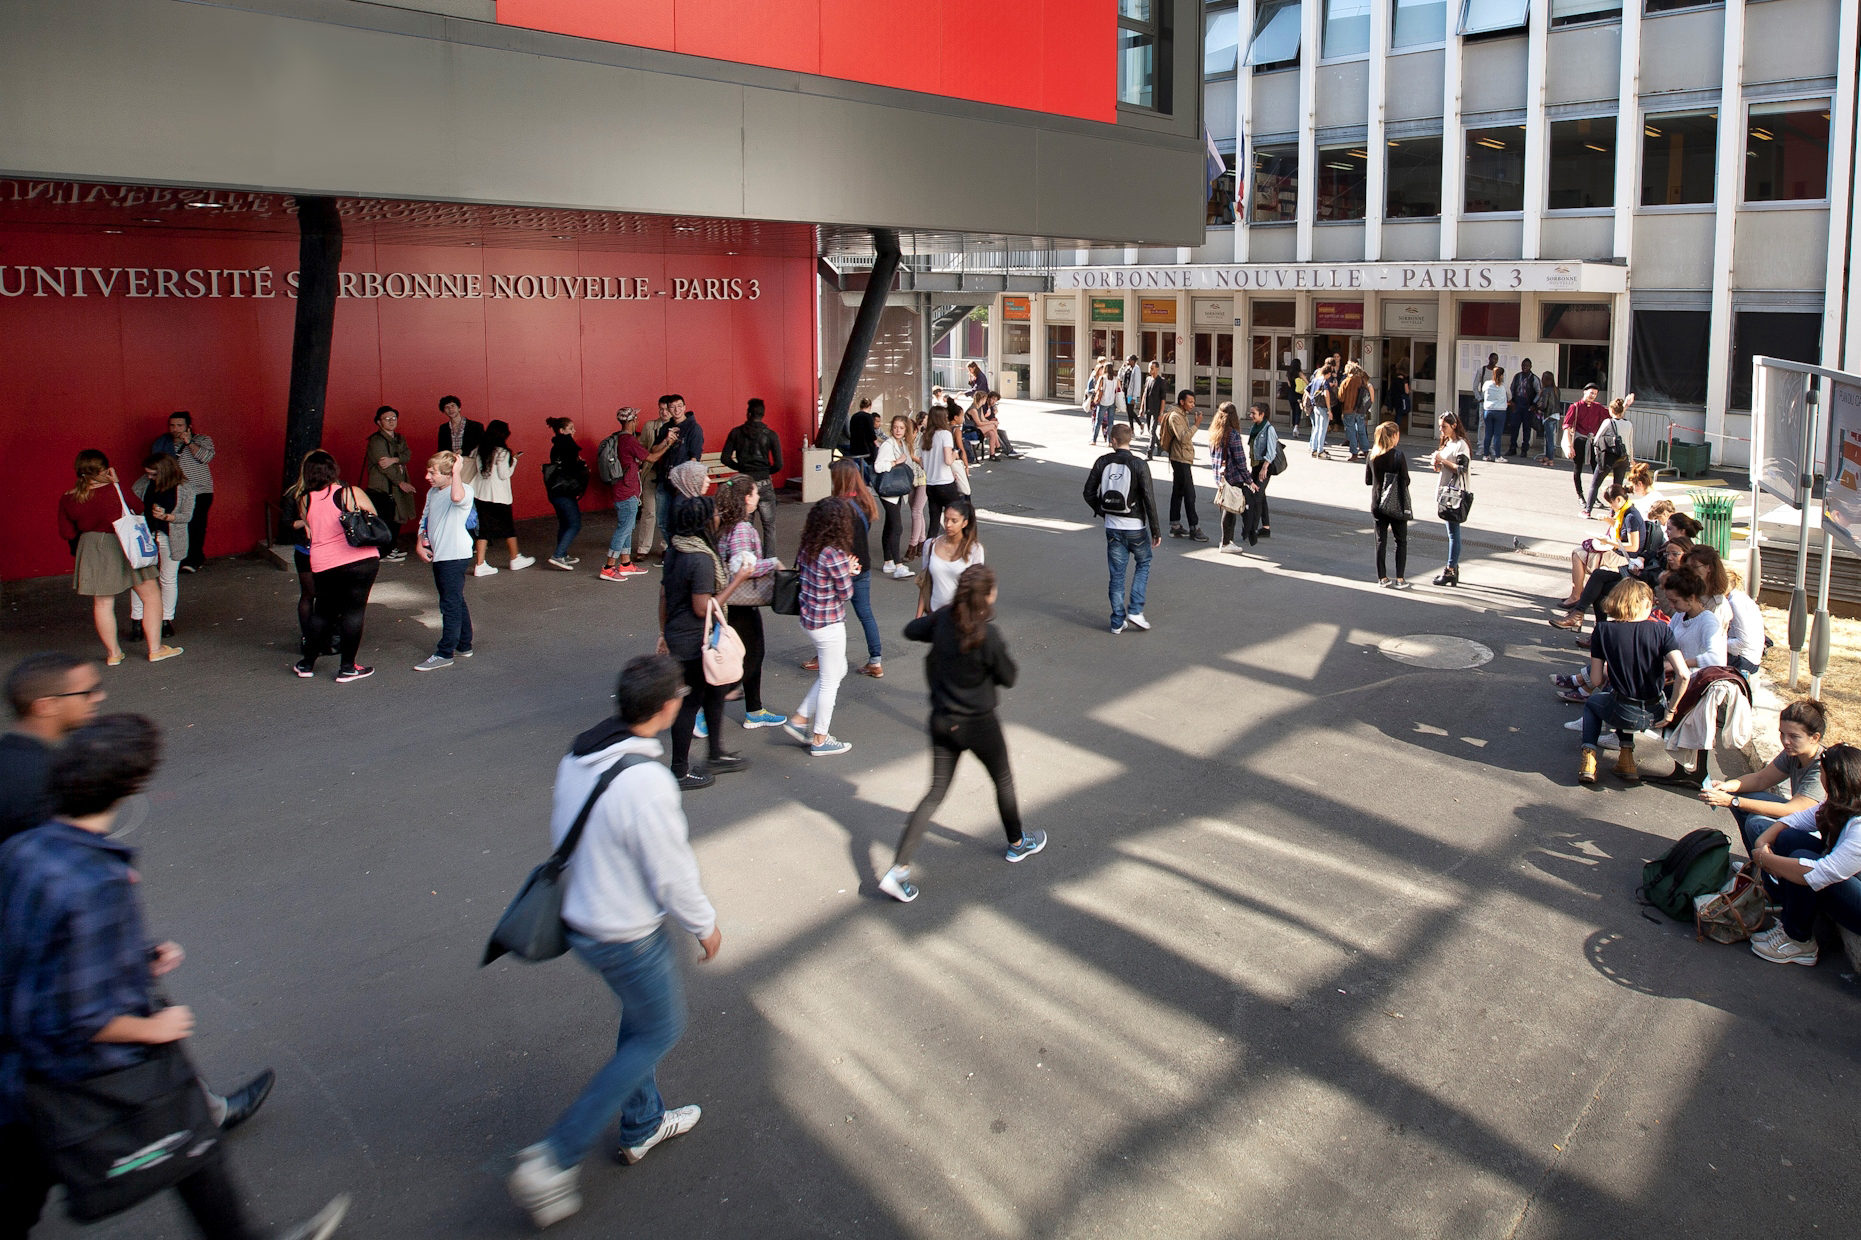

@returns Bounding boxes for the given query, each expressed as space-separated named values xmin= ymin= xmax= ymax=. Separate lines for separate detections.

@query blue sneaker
xmin=782 ymin=720 xmax=812 ymax=745
xmin=878 ymin=866 xmax=918 ymax=903
xmin=743 ymin=709 xmax=788 ymax=729
xmin=694 ymin=713 xmax=708 ymax=740
xmin=809 ymin=736 xmax=852 ymax=757
xmin=1004 ymin=829 xmax=1047 ymax=863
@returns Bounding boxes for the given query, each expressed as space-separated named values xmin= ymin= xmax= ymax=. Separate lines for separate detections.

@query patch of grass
xmin=1760 ymin=602 xmax=1861 ymax=739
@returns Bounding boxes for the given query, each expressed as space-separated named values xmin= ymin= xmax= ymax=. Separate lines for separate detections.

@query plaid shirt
xmin=798 ymin=546 xmax=854 ymax=630
xmin=0 ymin=823 xmax=154 ymax=1125
xmin=719 ymin=520 xmax=778 ymax=578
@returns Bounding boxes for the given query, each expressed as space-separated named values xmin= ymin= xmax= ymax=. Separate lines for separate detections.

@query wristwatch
xmin=1731 ymin=796 xmax=1741 ymax=810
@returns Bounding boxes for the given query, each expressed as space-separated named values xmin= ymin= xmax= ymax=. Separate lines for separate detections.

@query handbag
xmin=952 ymin=457 xmax=972 ymax=496
xmin=1694 ymin=864 xmax=1769 ymax=944
xmin=875 ymin=462 xmax=914 ymax=498
xmin=481 ymin=753 xmax=654 ymax=965
xmin=110 ymin=482 xmax=159 ymax=569
xmin=701 ymin=599 xmax=746 ymax=685
xmin=542 ymin=459 xmax=589 ymax=500
xmin=1435 ymin=459 xmax=1472 ymax=521
xmin=1215 ymin=482 xmax=1250 ymax=514
xmin=23 ymin=1039 xmax=219 ymax=1222
xmin=770 ymin=567 xmax=802 ymax=616
xmin=1374 ymin=474 xmax=1409 ymax=521
xmin=334 ymin=487 xmax=396 ymax=550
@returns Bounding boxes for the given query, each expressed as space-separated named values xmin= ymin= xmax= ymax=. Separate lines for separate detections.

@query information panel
xmin=1755 ymin=360 xmax=1812 ymax=508
xmin=1821 ymin=379 xmax=1861 ymax=554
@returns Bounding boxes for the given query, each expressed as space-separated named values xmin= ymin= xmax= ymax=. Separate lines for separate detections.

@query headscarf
xmin=667 ymin=459 xmax=709 ymax=499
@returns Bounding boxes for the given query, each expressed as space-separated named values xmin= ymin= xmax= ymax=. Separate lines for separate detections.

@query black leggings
xmin=1570 ymin=436 xmax=1593 ymax=499
xmin=670 ymin=656 xmax=725 ymax=774
xmin=1375 ymin=517 xmax=1409 ymax=580
xmin=1169 ymin=461 xmax=1199 ymax=528
xmin=881 ymin=497 xmax=905 ymax=564
xmin=726 ymin=604 xmax=765 ymax=712
xmin=303 ymin=558 xmax=378 ymax=670
xmin=926 ymin=482 xmax=963 ymax=534
xmin=1588 ymin=450 xmax=1628 ymax=512
xmin=894 ymin=711 xmax=1022 ymax=867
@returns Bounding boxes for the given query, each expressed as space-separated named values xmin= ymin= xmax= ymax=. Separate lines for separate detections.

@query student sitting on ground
xmin=1662 ymin=568 xmax=1726 ymax=670
xmin=1744 ymin=742 xmax=1861 ymax=967
xmin=1553 ymin=536 xmax=1695 ymax=705
xmin=1577 ymin=578 xmax=1690 ymax=785
xmin=1556 ymin=484 xmax=1643 ymax=626
xmin=1681 ymin=547 xmax=1766 ymax=675
xmin=1699 ymin=698 xmax=1828 ymax=835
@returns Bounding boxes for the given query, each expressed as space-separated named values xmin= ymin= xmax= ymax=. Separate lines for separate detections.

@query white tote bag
xmin=111 ymin=482 xmax=159 ymax=569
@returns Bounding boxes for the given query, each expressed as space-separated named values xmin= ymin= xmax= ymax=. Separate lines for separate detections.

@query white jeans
xmin=129 ymin=533 xmax=177 ymax=621
xmin=798 ymin=622 xmax=848 ymax=737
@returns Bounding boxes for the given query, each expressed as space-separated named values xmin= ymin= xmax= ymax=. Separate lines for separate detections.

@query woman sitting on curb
xmin=1703 ymin=699 xmax=1828 ymax=831
xmin=1578 ymin=578 xmax=1690 ymax=785
xmin=1745 ymin=742 xmax=1861 ymax=967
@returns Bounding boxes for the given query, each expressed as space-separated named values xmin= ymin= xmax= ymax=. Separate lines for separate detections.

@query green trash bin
xmin=1692 ymin=491 xmax=1735 ymax=558
xmin=1670 ymin=439 xmax=1712 ymax=478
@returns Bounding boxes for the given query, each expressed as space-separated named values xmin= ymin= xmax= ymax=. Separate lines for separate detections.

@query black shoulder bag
xmin=334 ymin=486 xmax=397 ymax=551
xmin=482 ymin=753 xmax=653 ymax=965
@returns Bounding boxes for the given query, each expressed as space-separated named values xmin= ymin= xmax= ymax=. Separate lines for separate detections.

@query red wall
xmin=0 ymin=231 xmax=817 ymax=581
xmin=497 ymin=0 xmax=1116 ymax=122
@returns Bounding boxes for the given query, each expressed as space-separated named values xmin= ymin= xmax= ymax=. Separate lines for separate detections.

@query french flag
xmin=1205 ymin=130 xmax=1227 ymax=187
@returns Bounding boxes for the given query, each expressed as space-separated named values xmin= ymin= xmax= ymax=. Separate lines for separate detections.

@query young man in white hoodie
xmin=508 ymin=654 xmax=722 ymax=1229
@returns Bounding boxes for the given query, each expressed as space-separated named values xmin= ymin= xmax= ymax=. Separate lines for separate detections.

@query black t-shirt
xmin=144 ymin=485 xmax=178 ymax=536
xmin=848 ymin=412 xmax=878 ymax=460
xmin=1590 ymin=619 xmax=1679 ymax=704
xmin=0 ymin=733 xmax=54 ymax=847
xmin=661 ymin=545 xmax=716 ymax=661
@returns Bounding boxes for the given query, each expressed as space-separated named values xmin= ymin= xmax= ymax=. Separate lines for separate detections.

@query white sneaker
xmin=878 ymin=866 xmax=919 ymax=902
xmin=473 ymin=563 xmax=499 ymax=577
xmin=509 ymin=554 xmax=535 ymax=571
xmin=509 ymin=1144 xmax=581 ymax=1228
xmin=893 ymin=564 xmax=914 ymax=579
xmin=278 ymin=1195 xmax=351 ymax=1240
xmin=1751 ymin=929 xmax=1819 ymax=966
xmin=620 ymin=1104 xmax=702 ymax=1164
xmin=1125 ymin=613 xmax=1151 ymax=631
xmin=882 ymin=560 xmax=897 ymax=575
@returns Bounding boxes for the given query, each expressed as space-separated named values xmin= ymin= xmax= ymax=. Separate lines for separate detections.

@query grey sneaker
xmin=277 ymin=1194 xmax=352 ymax=1240
xmin=620 ymin=1104 xmax=702 ymax=1164
xmin=413 ymin=655 xmax=454 ymax=672
xmin=1005 ymin=829 xmax=1048 ymax=863
xmin=509 ymin=1144 xmax=581 ymax=1228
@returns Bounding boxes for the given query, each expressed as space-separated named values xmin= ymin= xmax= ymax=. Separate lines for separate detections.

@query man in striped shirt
xmin=151 ymin=412 xmax=215 ymax=572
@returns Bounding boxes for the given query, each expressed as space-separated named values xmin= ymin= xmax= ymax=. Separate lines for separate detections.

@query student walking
xmin=917 ymin=496 xmax=985 ymax=620
xmin=658 ymin=484 xmax=750 ymax=790
xmin=719 ymin=399 xmax=783 ymax=553
xmin=362 ymin=406 xmax=416 ymax=562
xmin=714 ymin=477 xmax=786 ymax=730
xmin=1 ymin=652 xmax=102 ymax=847
xmin=543 ymin=417 xmax=590 ymax=570
xmin=1139 ymin=361 xmax=1167 ymax=459
xmin=464 ymin=420 xmax=533 ymax=575
xmin=56 ymin=451 xmax=180 ymax=665
xmin=414 ymin=451 xmax=477 ymax=671
xmin=877 ymin=565 xmax=1045 ymax=903
xmin=921 ymin=406 xmax=964 ymax=533
xmin=129 ymin=452 xmax=194 ymax=642
xmin=1160 ymin=391 xmax=1206 ymax=542
xmin=829 ymin=461 xmax=885 ymax=678
xmin=1245 ymin=403 xmax=1279 ymax=543
xmin=1084 ymin=423 xmax=1160 ymax=633
xmin=150 ymin=411 xmax=216 ymax=572
xmin=1479 ymin=366 xmax=1508 ymax=461
xmin=872 ymin=415 xmax=919 ymax=578
xmin=1429 ymin=413 xmax=1471 ymax=588
xmin=1366 ymin=422 xmax=1413 ymax=588
xmin=1563 ymin=383 xmax=1609 ymax=510
xmin=1586 ymin=397 xmax=1636 ymax=517
xmin=783 ymin=498 xmax=859 ymax=757
xmin=1578 ymin=579 xmax=1690 ymax=784
xmin=292 ymin=451 xmax=380 ymax=683
xmin=1088 ymin=361 xmax=1118 ymax=445
xmin=507 ymin=656 xmax=720 ymax=1230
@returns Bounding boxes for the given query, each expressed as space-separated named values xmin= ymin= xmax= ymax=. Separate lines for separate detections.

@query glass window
xmin=1730 ymin=312 xmax=1821 ymax=410
xmin=1317 ymin=146 xmax=1369 ymax=219
xmin=1208 ymin=170 xmax=1238 ymax=226
xmin=1640 ymin=110 xmax=1716 ymax=205
xmin=1465 ymin=126 xmax=1526 ymax=212
xmin=1745 ymin=102 xmax=1831 ymax=202
xmin=1386 ymin=136 xmax=1443 ymax=216
xmin=1645 ymin=0 xmax=1720 ymax=12
xmin=1206 ymin=6 xmax=1241 ymax=75
xmin=1251 ymin=144 xmax=1300 ymax=222
xmin=1392 ymin=0 xmax=1447 ymax=46
xmin=1550 ymin=0 xmax=1621 ymax=24
xmin=1254 ymin=300 xmax=1297 ymax=327
xmin=1628 ymin=310 xmax=1710 ymax=408
xmin=1324 ymin=0 xmax=1372 ymax=55
xmin=1459 ymin=0 xmax=1529 ymax=35
xmin=1542 ymin=303 xmax=1611 ymax=341
xmin=1458 ymin=301 xmax=1520 ymax=338
xmin=1118 ymin=31 xmax=1156 ymax=108
xmin=1547 ymin=116 xmax=1616 ymax=209
xmin=1248 ymin=0 xmax=1303 ymax=67
xmin=1120 ymin=0 xmax=1152 ymax=15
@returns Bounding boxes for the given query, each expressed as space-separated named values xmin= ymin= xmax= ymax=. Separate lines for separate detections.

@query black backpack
xmin=1637 ymin=828 xmax=1730 ymax=921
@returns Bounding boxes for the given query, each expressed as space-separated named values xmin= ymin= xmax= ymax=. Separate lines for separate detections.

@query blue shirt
xmin=0 ymin=822 xmax=154 ymax=1125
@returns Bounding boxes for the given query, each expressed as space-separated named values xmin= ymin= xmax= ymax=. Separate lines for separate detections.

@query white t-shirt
xmin=925 ymin=536 xmax=985 ymax=610
xmin=1433 ymin=440 xmax=1470 ymax=492
xmin=1721 ymin=590 xmax=1765 ymax=661
xmin=1482 ymin=380 xmax=1507 ymax=412
xmin=1669 ymin=608 xmax=1726 ymax=668
xmin=422 ymin=483 xmax=476 ymax=562
xmin=924 ymin=430 xmax=956 ymax=486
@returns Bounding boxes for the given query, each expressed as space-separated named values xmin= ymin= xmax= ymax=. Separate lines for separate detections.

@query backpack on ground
xmin=596 ymin=432 xmax=625 ymax=484
xmin=1638 ymin=828 xmax=1731 ymax=921
xmin=1096 ymin=458 xmax=1136 ymax=516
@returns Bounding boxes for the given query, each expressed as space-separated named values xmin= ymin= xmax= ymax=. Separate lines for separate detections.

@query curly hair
xmin=714 ymin=475 xmax=752 ymax=531
xmin=798 ymin=496 xmax=856 ymax=567
xmin=952 ymin=564 xmax=996 ymax=652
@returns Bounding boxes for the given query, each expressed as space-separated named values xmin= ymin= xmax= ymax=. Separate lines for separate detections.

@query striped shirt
xmin=798 ymin=546 xmax=854 ymax=630
xmin=152 ymin=433 xmax=215 ymax=493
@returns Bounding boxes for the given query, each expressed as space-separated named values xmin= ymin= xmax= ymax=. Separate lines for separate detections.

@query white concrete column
xmin=1611 ymin=0 xmax=1643 ymax=261
xmin=1030 ymin=294 xmax=1048 ymax=400
xmin=1235 ymin=0 xmax=1256 ymax=264
xmin=1364 ymin=0 xmax=1390 ymax=261
xmin=1702 ymin=0 xmax=1747 ymax=456
xmin=1608 ymin=291 xmax=1631 ymax=403
xmin=1822 ymin=0 xmax=1859 ymax=370
xmin=986 ymin=293 xmax=1004 ymax=399
xmin=1520 ymin=0 xmax=1550 ymax=259
xmin=1439 ymin=288 xmax=1457 ymax=418
xmin=1440 ymin=23 xmax=1464 ymax=261
xmin=1175 ymin=289 xmax=1192 ymax=394
xmin=1517 ymin=292 xmax=1541 ymax=378
xmin=1296 ymin=0 xmax=1320 ymax=262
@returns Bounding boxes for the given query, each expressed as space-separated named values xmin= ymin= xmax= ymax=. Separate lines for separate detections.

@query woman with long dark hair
xmin=921 ymin=405 xmax=964 ymax=532
xmin=1747 ymin=743 xmax=1861 ymax=966
xmin=714 ymin=476 xmax=786 ymax=729
xmin=284 ymin=450 xmax=325 ymax=656
xmin=466 ymin=418 xmax=532 ymax=575
xmin=878 ymin=565 xmax=1044 ymax=902
xmin=1365 ymin=420 xmax=1412 ymax=588
xmin=1428 ymin=412 xmax=1471 ymax=587
xmin=57 ymin=450 xmax=179 ymax=664
xmin=783 ymin=497 xmax=859 ymax=757
xmin=917 ymin=495 xmax=984 ymax=616
xmin=129 ymin=451 xmax=194 ymax=640
xmin=542 ymin=415 xmax=589 ymax=570
xmin=1208 ymin=401 xmax=1253 ymax=554
xmin=292 ymin=450 xmax=381 ymax=682
xmin=657 ymin=495 xmax=751 ymax=789
xmin=829 ymin=460 xmax=884 ymax=677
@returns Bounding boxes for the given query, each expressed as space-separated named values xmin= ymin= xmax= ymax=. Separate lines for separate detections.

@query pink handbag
xmin=701 ymin=599 xmax=745 ymax=686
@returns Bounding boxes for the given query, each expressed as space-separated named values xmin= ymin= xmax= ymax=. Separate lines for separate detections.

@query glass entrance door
xmin=1001 ymin=321 xmax=1032 ymax=400
xmin=1378 ymin=336 xmax=1439 ymax=433
xmin=1046 ymin=325 xmax=1075 ymax=400
xmin=1141 ymin=329 xmax=1177 ymax=394
xmin=1091 ymin=327 xmax=1126 ymax=366
xmin=1251 ymin=332 xmax=1295 ymax=422
xmin=1192 ymin=331 xmax=1235 ymax=402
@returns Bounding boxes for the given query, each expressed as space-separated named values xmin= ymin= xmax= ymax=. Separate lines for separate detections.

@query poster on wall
xmin=1820 ymin=379 xmax=1861 ymax=554
xmin=1091 ymin=297 xmax=1125 ymax=323
xmin=1003 ymin=295 xmax=1030 ymax=321
xmin=1455 ymin=340 xmax=1524 ymax=392
xmin=1314 ymin=301 xmax=1363 ymax=331
xmin=1384 ymin=301 xmax=1438 ymax=334
xmin=1045 ymin=297 xmax=1076 ymax=322
xmin=1191 ymin=299 xmax=1233 ymax=327
xmin=1140 ymin=298 xmax=1177 ymax=324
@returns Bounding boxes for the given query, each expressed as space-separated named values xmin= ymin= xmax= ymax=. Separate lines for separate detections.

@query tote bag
xmin=770 ymin=568 xmax=802 ymax=615
xmin=110 ymin=482 xmax=159 ymax=570
xmin=952 ymin=457 xmax=972 ymax=496
xmin=701 ymin=599 xmax=746 ymax=685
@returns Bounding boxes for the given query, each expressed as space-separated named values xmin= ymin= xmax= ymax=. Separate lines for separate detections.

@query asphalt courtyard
xmin=7 ymin=401 xmax=1855 ymax=1240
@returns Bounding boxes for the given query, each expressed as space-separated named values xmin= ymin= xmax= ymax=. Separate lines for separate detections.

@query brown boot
xmin=1578 ymin=747 xmax=1598 ymax=784
xmin=1613 ymin=743 xmax=1640 ymax=782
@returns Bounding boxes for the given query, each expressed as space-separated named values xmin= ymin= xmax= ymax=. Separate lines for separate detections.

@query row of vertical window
xmin=1240 ymin=103 xmax=1830 ymax=222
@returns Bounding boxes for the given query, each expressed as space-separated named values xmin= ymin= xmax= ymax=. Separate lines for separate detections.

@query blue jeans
xmin=850 ymin=571 xmax=880 ymax=661
xmin=551 ymin=495 xmax=583 ymax=559
xmin=655 ymin=482 xmax=676 ymax=541
xmin=1759 ymin=827 xmax=1861 ymax=941
xmin=1481 ymin=412 xmax=1505 ymax=457
xmin=1106 ymin=528 xmax=1152 ymax=625
xmin=1444 ymin=517 xmax=1462 ymax=567
xmin=431 ymin=558 xmax=473 ymax=657
xmin=1092 ymin=404 xmax=1116 ymax=442
xmin=1581 ymin=690 xmax=1659 ymax=748
xmin=1732 ymin=793 xmax=1792 ymax=843
xmin=545 ymin=926 xmax=687 ymax=1168
xmin=608 ymin=496 xmax=640 ymax=559
xmin=1308 ymin=414 xmax=1329 ymax=453
xmin=1343 ymin=413 xmax=1369 ymax=456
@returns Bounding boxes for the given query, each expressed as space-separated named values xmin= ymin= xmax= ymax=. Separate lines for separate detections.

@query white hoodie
xmin=551 ymin=734 xmax=716 ymax=943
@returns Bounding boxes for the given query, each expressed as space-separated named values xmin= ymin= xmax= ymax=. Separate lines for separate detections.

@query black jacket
xmin=1365 ymin=449 xmax=1412 ymax=519
xmin=721 ymin=421 xmax=783 ymax=480
xmin=437 ymin=418 xmax=484 ymax=458
xmin=903 ymin=607 xmax=1017 ymax=719
xmin=1139 ymin=375 xmax=1167 ymax=418
xmin=656 ymin=417 xmax=705 ymax=471
xmin=1083 ymin=448 xmax=1160 ymax=537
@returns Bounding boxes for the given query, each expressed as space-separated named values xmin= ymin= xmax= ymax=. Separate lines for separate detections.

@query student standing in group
xmin=1160 ymin=391 xmax=1207 ymax=542
xmin=292 ymin=450 xmax=380 ymax=683
xmin=657 ymin=486 xmax=751 ymax=790
xmin=1562 ymin=383 xmax=1609 ymax=511
xmin=719 ymin=398 xmax=783 ymax=552
xmin=846 ymin=397 xmax=880 ymax=465
xmin=1505 ymin=359 xmax=1541 ymax=459
xmin=1245 ymin=402 xmax=1280 ymax=543
xmin=129 ymin=452 xmax=193 ymax=642
xmin=872 ymin=415 xmax=919 ymax=579
xmin=1337 ymin=361 xmax=1372 ymax=462
xmin=908 ymin=411 xmax=931 ymax=557
xmin=783 ymin=498 xmax=858 ymax=758
xmin=653 ymin=396 xmax=703 ymax=548
xmin=1366 ymin=421 xmax=1413 ymax=589
xmin=1428 ymin=413 xmax=1471 ymax=588
xmin=506 ymin=655 xmax=721 ymax=1231
xmin=921 ymin=405 xmax=963 ymax=533
xmin=1534 ymin=370 xmax=1562 ymax=465
xmin=150 ymin=411 xmax=216 ymax=572
xmin=543 ymin=417 xmax=590 ymax=571
xmin=1119 ymin=354 xmax=1142 ymax=426
xmin=1139 ymin=360 xmax=1168 ymax=459
xmin=1586 ymin=397 xmax=1636 ymax=517
xmin=0 ymin=652 xmax=101 ymax=847
xmin=413 ymin=451 xmax=477 ymax=671
xmin=632 ymin=400 xmax=668 ymax=564
xmin=917 ymin=495 xmax=985 ymax=618
xmin=876 ymin=565 xmax=1045 ymax=903
xmin=714 ymin=477 xmax=786 ymax=730
xmin=827 ymin=462 xmax=884 ymax=678
xmin=464 ymin=419 xmax=533 ymax=576
xmin=56 ymin=450 xmax=180 ymax=666
xmin=1479 ymin=366 xmax=1508 ymax=461
xmin=1578 ymin=578 xmax=1691 ymax=785
xmin=436 ymin=394 xmax=484 ymax=458
xmin=1307 ymin=363 xmax=1334 ymax=457
xmin=363 ymin=406 xmax=416 ymax=563
xmin=597 ymin=408 xmax=669 ymax=583
xmin=0 ymin=715 xmax=350 ymax=1240
xmin=1209 ymin=401 xmax=1253 ymax=555
xmin=1084 ymin=423 xmax=1160 ymax=634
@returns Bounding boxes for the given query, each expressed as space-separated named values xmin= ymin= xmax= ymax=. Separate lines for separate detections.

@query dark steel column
xmin=818 ymin=228 xmax=901 ymax=451
xmin=281 ymin=197 xmax=342 ymax=494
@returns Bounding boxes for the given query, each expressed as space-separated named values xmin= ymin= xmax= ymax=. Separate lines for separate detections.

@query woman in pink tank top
xmin=292 ymin=449 xmax=382 ymax=683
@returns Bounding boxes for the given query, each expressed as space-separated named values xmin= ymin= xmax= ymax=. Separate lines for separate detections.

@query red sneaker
xmin=599 ymin=566 xmax=626 ymax=583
